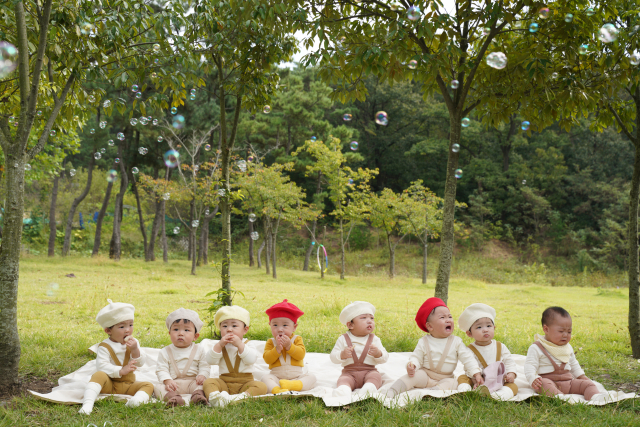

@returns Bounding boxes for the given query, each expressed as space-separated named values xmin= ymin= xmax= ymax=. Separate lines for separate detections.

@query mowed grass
xmin=1 ymin=256 xmax=639 ymax=426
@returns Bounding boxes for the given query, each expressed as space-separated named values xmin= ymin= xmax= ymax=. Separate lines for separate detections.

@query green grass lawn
xmin=1 ymin=256 xmax=639 ymax=426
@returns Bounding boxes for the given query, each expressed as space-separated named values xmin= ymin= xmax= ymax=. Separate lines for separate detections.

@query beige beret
xmin=214 ymin=305 xmax=250 ymax=329
xmin=96 ymin=299 xmax=135 ymax=328
xmin=166 ymin=308 xmax=203 ymax=333
xmin=339 ymin=301 xmax=375 ymax=326
xmin=458 ymin=303 xmax=496 ymax=332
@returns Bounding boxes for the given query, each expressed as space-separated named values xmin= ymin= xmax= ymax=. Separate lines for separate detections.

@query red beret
xmin=265 ymin=299 xmax=304 ymax=323
xmin=415 ymin=297 xmax=447 ymax=333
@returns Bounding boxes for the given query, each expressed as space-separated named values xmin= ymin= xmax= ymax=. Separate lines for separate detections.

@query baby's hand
xmin=505 ymin=372 xmax=516 ymax=383
xmin=124 ymin=336 xmax=138 ymax=350
xmin=196 ymin=375 xmax=206 ymax=385
xmin=532 ymin=377 xmax=543 ymax=390
xmin=119 ymin=358 xmax=137 ymax=376
xmin=164 ymin=379 xmax=178 ymax=392
xmin=407 ymin=363 xmax=416 ymax=377
xmin=275 ymin=337 xmax=284 ymax=354
xmin=280 ymin=334 xmax=292 ymax=351
xmin=228 ymin=333 xmax=242 ymax=348
xmin=340 ymin=346 xmax=354 ymax=360
xmin=473 ymin=373 xmax=484 ymax=386
xmin=367 ymin=344 xmax=382 ymax=358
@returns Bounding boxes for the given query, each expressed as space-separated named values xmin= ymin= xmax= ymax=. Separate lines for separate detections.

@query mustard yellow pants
xmin=89 ymin=371 xmax=154 ymax=396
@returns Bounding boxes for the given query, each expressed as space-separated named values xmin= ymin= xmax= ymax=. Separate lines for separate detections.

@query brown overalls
xmin=336 ymin=333 xmax=383 ymax=390
xmin=154 ymin=344 xmax=208 ymax=405
xmin=89 ymin=343 xmax=154 ymax=397
xmin=202 ymin=341 xmax=268 ymax=397
xmin=458 ymin=341 xmax=518 ymax=394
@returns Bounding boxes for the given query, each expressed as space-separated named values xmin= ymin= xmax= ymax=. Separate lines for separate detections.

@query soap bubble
xmin=522 ymin=179 xmax=527 ymax=185
xmin=163 ymin=193 xmax=170 ymax=201
xmin=218 ymin=189 xmax=226 ymax=196
xmin=263 ymin=105 xmax=271 ymax=114
xmin=173 ymin=227 xmax=180 ymax=234
xmin=140 ymin=117 xmax=148 ymax=125
xmin=151 ymin=72 xmax=157 ymax=78
xmin=189 ymin=94 xmax=196 ymax=101
xmin=106 ymin=169 xmax=118 ymax=183
xmin=482 ymin=27 xmax=490 ymax=36
xmin=94 ymin=153 xmax=102 ymax=160
xmin=250 ymin=231 xmax=259 ymax=240
xmin=579 ymin=44 xmax=589 ymax=54
xmin=172 ymin=115 xmax=185 ymax=129
xmin=237 ymin=160 xmax=247 ymax=172
xmin=375 ymin=111 xmax=388 ymax=125
xmin=12 ymin=121 xmax=17 ymax=127
xmin=99 ymin=121 xmax=107 ymax=129
xmin=103 ymin=100 xmax=111 ymax=108
xmin=205 ymin=209 xmax=210 ymax=215
xmin=408 ymin=60 xmax=417 ymax=69
xmin=586 ymin=8 xmax=595 ymax=16
xmin=46 ymin=282 xmax=59 ymax=297
xmin=461 ymin=117 xmax=471 ymax=127
xmin=343 ymin=113 xmax=353 ymax=121
xmin=631 ymin=53 xmax=640 ymax=65
xmin=135 ymin=91 xmax=142 ymax=99
xmin=171 ymin=107 xmax=177 ymax=114
xmin=73 ymin=115 xmax=79 ymax=121
xmin=521 ymin=120 xmax=530 ymax=131
xmin=152 ymin=119 xmax=159 ymax=125
xmin=88 ymin=95 xmax=96 ymax=103
xmin=348 ymin=179 xmax=354 ymax=185
xmin=138 ymin=147 xmax=149 ymax=156
xmin=539 ymin=7 xmax=550 ymax=19
xmin=486 ymin=52 xmax=507 ymax=69
xmin=80 ymin=22 xmax=95 ymax=35
xmin=164 ymin=149 xmax=180 ymax=168
xmin=190 ymin=89 xmax=196 ymax=95
xmin=108 ymin=139 xmax=114 ymax=146
xmin=454 ymin=169 xmax=463 ymax=179
xmin=192 ymin=220 xmax=199 ymax=228
xmin=0 ymin=42 xmax=18 ymax=78
xmin=204 ymin=144 xmax=211 ymax=151
xmin=89 ymin=128 xmax=95 ymax=134
xmin=451 ymin=80 xmax=459 ymax=89
xmin=598 ymin=23 xmax=618 ymax=43
xmin=37 ymin=110 xmax=42 ymax=116
xmin=390 ymin=2 xmax=402 ymax=11
xmin=131 ymin=84 xmax=139 ymax=92
xmin=194 ymin=165 xmax=199 ymax=172
xmin=50 ymin=130 xmax=56 ymax=136
xmin=157 ymin=136 xmax=163 ymax=142
xmin=407 ymin=6 xmax=421 ymax=21
xmin=153 ymin=43 xmax=160 ymax=51
xmin=350 ymin=141 xmax=359 ymax=151
xmin=24 ymin=164 xmax=31 ymax=171
xmin=529 ymin=23 xmax=539 ymax=33
xmin=117 ymin=132 xmax=125 ymax=141
xmin=70 ymin=168 xmax=76 ymax=176
xmin=311 ymin=136 xmax=317 ymax=141
xmin=154 ymin=58 xmax=160 ymax=65
xmin=132 ymin=167 xmax=139 ymax=174
xmin=249 ymin=213 xmax=257 ymax=222
xmin=551 ymin=72 xmax=559 ymax=79
xmin=564 ymin=13 xmax=573 ymax=23
xmin=100 ymin=148 xmax=106 ymax=154
xmin=8 ymin=116 xmax=14 ymax=123
xmin=115 ymin=158 xmax=120 ymax=164
xmin=451 ymin=143 xmax=460 ymax=153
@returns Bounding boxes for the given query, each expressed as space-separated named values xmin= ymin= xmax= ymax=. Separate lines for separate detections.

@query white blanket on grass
xmin=29 ymin=339 xmax=637 ymax=408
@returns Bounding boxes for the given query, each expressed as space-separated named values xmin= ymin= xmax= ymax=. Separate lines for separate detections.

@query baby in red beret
xmin=386 ymin=297 xmax=483 ymax=396
xmin=260 ymin=300 xmax=317 ymax=394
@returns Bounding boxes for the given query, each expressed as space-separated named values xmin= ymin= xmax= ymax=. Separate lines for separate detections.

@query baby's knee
xmin=89 ymin=371 xmax=110 ymax=386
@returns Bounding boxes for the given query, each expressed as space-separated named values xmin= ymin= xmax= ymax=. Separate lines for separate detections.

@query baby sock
xmin=78 ymin=382 xmax=102 ymax=415
xmin=490 ymin=386 xmax=515 ymax=401
xmin=271 ymin=386 xmax=290 ymax=394
xmin=457 ymin=383 xmax=472 ymax=392
xmin=125 ymin=391 xmax=150 ymax=408
xmin=332 ymin=385 xmax=352 ymax=397
xmin=208 ymin=391 xmax=229 ymax=407
xmin=590 ymin=393 xmax=608 ymax=403
xmin=357 ymin=382 xmax=378 ymax=396
xmin=279 ymin=379 xmax=303 ymax=392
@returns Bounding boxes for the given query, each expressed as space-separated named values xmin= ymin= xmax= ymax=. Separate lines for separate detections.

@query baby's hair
xmin=172 ymin=318 xmax=198 ymax=333
xmin=541 ymin=306 xmax=570 ymax=327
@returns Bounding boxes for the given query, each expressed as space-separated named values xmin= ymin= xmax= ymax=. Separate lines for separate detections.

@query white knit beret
xmin=214 ymin=305 xmax=251 ymax=329
xmin=458 ymin=303 xmax=496 ymax=332
xmin=96 ymin=299 xmax=135 ymax=328
xmin=339 ymin=301 xmax=376 ymax=326
xmin=166 ymin=308 xmax=204 ymax=333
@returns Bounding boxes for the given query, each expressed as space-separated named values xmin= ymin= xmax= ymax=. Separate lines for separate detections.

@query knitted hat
xmin=339 ymin=301 xmax=375 ymax=326
xmin=96 ymin=299 xmax=135 ymax=328
xmin=415 ymin=297 xmax=447 ymax=333
xmin=214 ymin=305 xmax=251 ymax=329
xmin=266 ymin=299 xmax=304 ymax=323
xmin=166 ymin=308 xmax=204 ymax=333
xmin=458 ymin=303 xmax=496 ymax=332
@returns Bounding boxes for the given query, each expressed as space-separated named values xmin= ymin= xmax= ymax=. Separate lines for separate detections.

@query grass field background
xmin=1 ymin=256 xmax=639 ymax=426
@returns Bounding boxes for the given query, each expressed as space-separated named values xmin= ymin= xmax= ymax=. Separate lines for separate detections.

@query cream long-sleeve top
xmin=156 ymin=343 xmax=211 ymax=383
xmin=329 ymin=332 xmax=389 ymax=367
xmin=469 ymin=340 xmax=517 ymax=376
xmin=96 ymin=338 xmax=147 ymax=379
xmin=205 ymin=340 xmax=258 ymax=374
xmin=408 ymin=335 xmax=481 ymax=377
xmin=524 ymin=342 xmax=585 ymax=385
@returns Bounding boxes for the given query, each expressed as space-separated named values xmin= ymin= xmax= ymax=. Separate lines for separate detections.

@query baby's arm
xmin=196 ymin=348 xmax=211 ymax=384
xmin=287 ymin=336 xmax=307 ymax=361
xmin=329 ymin=336 xmax=346 ymax=365
xmin=457 ymin=341 xmax=483 ymax=384
xmin=155 ymin=349 xmax=173 ymax=383
xmin=95 ymin=345 xmax=124 ymax=378
xmin=205 ymin=342 xmax=224 ymax=366
xmin=568 ymin=351 xmax=586 ymax=379
xmin=500 ymin=344 xmax=518 ymax=381
xmin=370 ymin=336 xmax=389 ymax=364
xmin=237 ymin=341 xmax=258 ymax=366
xmin=130 ymin=339 xmax=147 ymax=367
xmin=263 ymin=339 xmax=281 ymax=365
xmin=524 ymin=344 xmax=542 ymax=387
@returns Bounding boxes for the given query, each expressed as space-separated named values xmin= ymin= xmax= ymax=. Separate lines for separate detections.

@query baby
xmin=261 ymin=299 xmax=317 ymax=394
xmin=79 ymin=299 xmax=154 ymax=415
xmin=203 ymin=305 xmax=268 ymax=406
xmin=387 ymin=297 xmax=483 ymax=396
xmin=457 ymin=303 xmax=518 ymax=400
xmin=330 ymin=301 xmax=389 ymax=397
xmin=525 ymin=306 xmax=606 ymax=402
xmin=155 ymin=308 xmax=210 ymax=406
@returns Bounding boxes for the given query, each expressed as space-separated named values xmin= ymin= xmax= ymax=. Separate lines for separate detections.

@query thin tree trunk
xmin=47 ymin=174 xmax=59 ymax=257
xmin=132 ymin=178 xmax=148 ymax=257
xmin=161 ymin=203 xmax=168 ymax=263
xmin=629 ymin=97 xmax=640 ymax=358
xmin=422 ymin=230 xmax=429 ymax=284
xmin=340 ymin=219 xmax=345 ymax=280
xmin=63 ymin=154 xmax=94 ymax=256
xmin=110 ymin=151 xmax=128 ymax=261
xmin=386 ymin=233 xmax=395 ymax=279
xmin=304 ymin=172 xmax=323 ymax=271
xmin=92 ymin=180 xmax=114 ymax=257
xmin=257 ymin=239 xmax=265 ymax=268
xmin=191 ymin=228 xmax=197 ymax=275
xmin=188 ymin=200 xmax=194 ymax=261
xmin=272 ymin=219 xmax=280 ymax=280
xmin=265 ymin=227 xmax=271 ymax=275
xmin=321 ymin=226 xmax=326 ymax=279
xmin=248 ymin=209 xmax=255 ymax=266
xmin=147 ymin=198 xmax=162 ymax=261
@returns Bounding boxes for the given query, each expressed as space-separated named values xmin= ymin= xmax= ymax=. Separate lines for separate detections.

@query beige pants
xmin=261 ymin=365 xmax=317 ymax=392
xmin=154 ymin=377 xmax=203 ymax=400
xmin=389 ymin=368 xmax=457 ymax=396
xmin=458 ymin=374 xmax=519 ymax=394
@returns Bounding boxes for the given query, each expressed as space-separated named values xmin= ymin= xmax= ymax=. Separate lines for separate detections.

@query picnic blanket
xmin=29 ymin=339 xmax=637 ymax=408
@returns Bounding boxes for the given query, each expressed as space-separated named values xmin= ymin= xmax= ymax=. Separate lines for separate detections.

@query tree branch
xmin=608 ymin=104 xmax=636 ymax=145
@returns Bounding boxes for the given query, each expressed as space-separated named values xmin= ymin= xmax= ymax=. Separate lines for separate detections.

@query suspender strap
xmin=434 ymin=335 xmax=454 ymax=373
xmin=166 ymin=344 xmax=199 ymax=379
xmin=534 ymin=341 xmax=566 ymax=371
xmin=221 ymin=340 xmax=249 ymax=373
xmin=99 ymin=342 xmax=129 ymax=366
xmin=422 ymin=336 xmax=434 ymax=371
xmin=342 ymin=333 xmax=375 ymax=365
xmin=468 ymin=344 xmax=489 ymax=369
xmin=495 ymin=341 xmax=502 ymax=362
xmin=274 ymin=335 xmax=300 ymax=365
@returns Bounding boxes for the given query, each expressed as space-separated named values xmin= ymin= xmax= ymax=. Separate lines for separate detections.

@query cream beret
xmin=96 ymin=299 xmax=135 ymax=328
xmin=458 ymin=303 xmax=496 ymax=332
xmin=339 ymin=301 xmax=375 ymax=326
xmin=214 ymin=305 xmax=250 ymax=329
xmin=166 ymin=308 xmax=203 ymax=333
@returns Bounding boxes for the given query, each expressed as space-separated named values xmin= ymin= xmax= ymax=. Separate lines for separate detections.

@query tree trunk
xmin=198 ymin=206 xmax=218 ymax=266
xmin=434 ymin=116 xmax=462 ymax=303
xmin=248 ymin=209 xmax=255 ymax=266
xmin=132 ymin=178 xmax=148 ymax=258
xmin=191 ymin=228 xmax=197 ymax=275
xmin=272 ymin=220 xmax=280 ymax=280
xmin=340 ymin=219 xmax=345 ymax=280
xmin=92 ymin=180 xmax=114 ymax=257
xmin=147 ymin=198 xmax=162 ymax=261
xmin=386 ymin=233 xmax=395 ymax=279
xmin=265 ymin=226 xmax=271 ymax=275
xmin=161 ymin=203 xmax=168 ymax=263
xmin=257 ymin=239 xmax=265 ymax=268
xmin=422 ymin=229 xmax=429 ymax=285
xmin=109 ymin=154 xmax=128 ymax=261
xmin=188 ymin=201 xmax=194 ymax=261
xmin=63 ymin=154 xmax=95 ymax=256
xmin=47 ymin=174 xmax=59 ymax=257
xmin=303 ymin=221 xmax=316 ymax=272
xmin=629 ymin=140 xmax=640 ymax=358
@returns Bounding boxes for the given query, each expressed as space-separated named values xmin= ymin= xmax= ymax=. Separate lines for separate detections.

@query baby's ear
xmin=465 ymin=330 xmax=473 ymax=338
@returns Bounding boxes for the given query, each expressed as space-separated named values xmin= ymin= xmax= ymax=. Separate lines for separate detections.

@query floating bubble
xmin=539 ymin=7 xmax=550 ymax=19
xmin=190 ymin=89 xmax=196 ymax=95
xmin=101 ymin=98 xmax=110 ymax=108
xmin=8 ymin=116 xmax=14 ymax=123
xmin=522 ymin=179 xmax=527 ymax=185
xmin=529 ymin=23 xmax=539 ymax=33
xmin=151 ymin=72 xmax=157 ymax=78
xmin=194 ymin=165 xmax=199 ymax=172
xmin=237 ymin=160 xmax=247 ymax=172
xmin=132 ymin=167 xmax=139 ymax=174
xmin=173 ymin=227 xmax=180 ymax=234
xmin=486 ymin=52 xmax=507 ymax=69
xmin=172 ymin=115 xmax=185 ymax=129
xmin=37 ymin=110 xmax=42 ymax=116
xmin=218 ymin=189 xmax=226 ymax=196
xmin=189 ymin=94 xmax=196 ymax=101
xmin=249 ymin=213 xmax=257 ymax=222
xmin=454 ymin=169 xmax=463 ymax=179
xmin=343 ymin=113 xmax=353 ymax=121
xmin=153 ymin=43 xmax=160 ymax=52
xmin=204 ymin=144 xmax=211 ymax=151
xmin=598 ymin=23 xmax=618 ymax=43
xmin=170 ymin=107 xmax=178 ymax=116
xmin=348 ymin=179 xmax=354 ymax=185
xmin=73 ymin=115 xmax=79 ymax=121
xmin=106 ymin=169 xmax=118 ymax=183
xmin=46 ymin=282 xmax=59 ymax=297
xmin=135 ymin=91 xmax=142 ymax=99
xmin=407 ymin=6 xmax=421 ymax=21
xmin=375 ymin=111 xmax=389 ymax=126
xmin=70 ymin=168 xmax=77 ymax=176
xmin=390 ymin=2 xmax=402 ymax=11
xmin=100 ymin=148 xmax=106 ymax=154
xmin=115 ymin=158 xmax=120 ymax=164
xmin=451 ymin=80 xmax=459 ymax=89
xmin=586 ymin=8 xmax=595 ymax=16
xmin=140 ymin=117 xmax=148 ymax=126
xmin=89 ymin=128 xmax=95 ymax=135
xmin=579 ymin=44 xmax=589 ymax=54
xmin=24 ymin=164 xmax=31 ymax=171
xmin=154 ymin=58 xmax=160 ymax=65
xmin=99 ymin=121 xmax=107 ymax=129
xmin=521 ymin=120 xmax=530 ymax=131
xmin=451 ymin=143 xmax=460 ymax=153
xmin=163 ymin=193 xmax=170 ymax=201
xmin=205 ymin=209 xmax=210 ymax=215
xmin=108 ymin=139 xmax=114 ymax=147
xmin=338 ymin=36 xmax=346 ymax=44
xmin=250 ymin=231 xmax=259 ymax=241
xmin=408 ymin=60 xmax=417 ymax=69
xmin=155 ymin=136 xmax=163 ymax=143
xmin=311 ymin=136 xmax=317 ymax=142
xmin=153 ymin=119 xmax=159 ymax=126
xmin=482 ymin=27 xmax=490 ymax=36
xmin=12 ymin=121 xmax=17 ymax=127
xmin=80 ymin=22 xmax=95 ymax=35
xmin=50 ymin=130 xmax=56 ymax=137
xmin=551 ymin=72 xmax=559 ymax=79
xmin=131 ymin=84 xmax=139 ymax=92
xmin=631 ymin=53 xmax=640 ymax=65
xmin=192 ymin=220 xmax=199 ymax=228
xmin=94 ymin=153 xmax=102 ymax=160
xmin=564 ymin=13 xmax=573 ymax=23
xmin=88 ymin=94 xmax=96 ymax=103
xmin=263 ymin=105 xmax=271 ymax=114
xmin=117 ymin=132 xmax=125 ymax=141
xmin=350 ymin=141 xmax=359 ymax=151
xmin=461 ymin=117 xmax=471 ymax=127
xmin=0 ymin=42 xmax=18 ymax=78
xmin=164 ymin=149 xmax=180 ymax=168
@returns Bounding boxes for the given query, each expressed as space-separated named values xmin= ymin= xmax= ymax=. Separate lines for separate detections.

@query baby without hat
xmin=458 ymin=303 xmax=496 ymax=331
xmin=214 ymin=305 xmax=251 ymax=328
xmin=96 ymin=299 xmax=135 ymax=328
xmin=166 ymin=308 xmax=204 ymax=332
xmin=339 ymin=301 xmax=375 ymax=325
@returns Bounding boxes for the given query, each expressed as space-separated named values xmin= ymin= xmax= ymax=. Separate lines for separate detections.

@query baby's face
xmin=348 ymin=313 xmax=375 ymax=336
xmin=426 ymin=306 xmax=454 ymax=338
xmin=543 ymin=315 xmax=572 ymax=346
xmin=466 ymin=317 xmax=495 ymax=343
xmin=269 ymin=317 xmax=297 ymax=339
xmin=219 ymin=318 xmax=249 ymax=339
xmin=169 ymin=320 xmax=199 ymax=348
xmin=105 ymin=319 xmax=134 ymax=344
